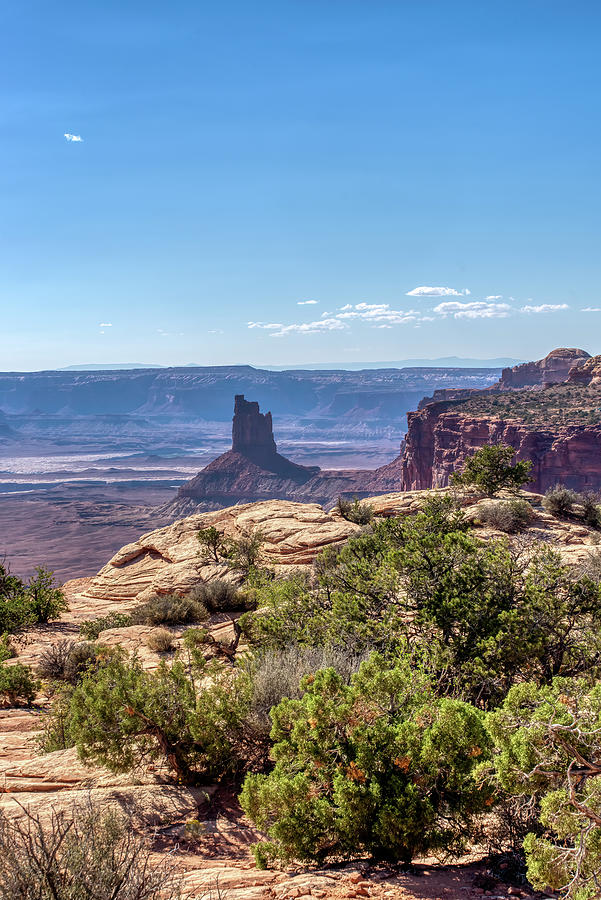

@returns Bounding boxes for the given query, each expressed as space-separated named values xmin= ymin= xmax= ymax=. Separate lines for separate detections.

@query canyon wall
xmin=399 ymin=403 xmax=601 ymax=493
xmin=399 ymin=349 xmax=601 ymax=494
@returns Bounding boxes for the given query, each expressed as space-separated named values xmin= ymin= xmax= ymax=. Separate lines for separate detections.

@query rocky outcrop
xmin=567 ymin=354 xmax=601 ymax=386
xmin=168 ymin=396 xmax=401 ymax=514
xmin=81 ymin=500 xmax=362 ymax=604
xmin=495 ymin=347 xmax=590 ymax=389
xmin=75 ymin=488 xmax=601 ymax=608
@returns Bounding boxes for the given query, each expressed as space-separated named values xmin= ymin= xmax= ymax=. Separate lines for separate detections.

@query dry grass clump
xmin=478 ymin=498 xmax=534 ymax=534
xmin=145 ymin=628 xmax=175 ymax=653
xmin=132 ymin=594 xmax=208 ymax=626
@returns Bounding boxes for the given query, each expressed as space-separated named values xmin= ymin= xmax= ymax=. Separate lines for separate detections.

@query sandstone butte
xmin=2 ymin=488 xmax=600 ymax=899
xmin=165 ymin=394 xmax=402 ymax=517
xmin=399 ymin=349 xmax=601 ymax=494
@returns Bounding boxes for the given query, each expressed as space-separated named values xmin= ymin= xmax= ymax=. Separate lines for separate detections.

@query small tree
xmin=197 ymin=525 xmax=227 ymax=564
xmin=451 ymin=444 xmax=532 ymax=497
xmin=63 ymin=653 xmax=249 ymax=782
xmin=240 ymin=653 xmax=492 ymax=867
xmin=25 ymin=567 xmax=68 ymax=623
xmin=488 ymin=678 xmax=601 ymax=899
xmin=223 ymin=528 xmax=266 ymax=576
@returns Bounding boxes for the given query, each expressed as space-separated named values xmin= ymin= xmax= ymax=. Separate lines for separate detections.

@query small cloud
xmin=297 ymin=300 xmax=318 ymax=305
xmin=208 ymin=329 xmax=224 ymax=334
xmin=64 ymin=133 xmax=83 ymax=142
xmin=520 ymin=303 xmax=569 ymax=314
xmin=484 ymin=295 xmax=503 ymax=301
xmin=434 ymin=300 xmax=511 ymax=319
xmin=583 ymin=307 xmax=601 ymax=313
xmin=247 ymin=321 xmax=283 ymax=330
xmin=99 ymin=322 xmax=112 ymax=328
xmin=407 ymin=286 xmax=470 ymax=298
xmin=269 ymin=318 xmax=347 ymax=337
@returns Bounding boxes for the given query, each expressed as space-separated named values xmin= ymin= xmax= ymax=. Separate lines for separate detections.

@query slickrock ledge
xmin=71 ymin=489 xmax=601 ymax=610
xmin=80 ymin=499 xmax=361 ymax=605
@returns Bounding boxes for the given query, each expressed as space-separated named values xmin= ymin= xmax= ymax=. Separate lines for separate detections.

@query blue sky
xmin=1 ymin=0 xmax=600 ymax=370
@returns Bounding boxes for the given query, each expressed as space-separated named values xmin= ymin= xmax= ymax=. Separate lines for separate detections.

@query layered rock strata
xmin=399 ymin=351 xmax=601 ymax=493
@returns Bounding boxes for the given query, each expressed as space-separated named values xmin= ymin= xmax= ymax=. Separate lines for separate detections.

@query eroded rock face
xmin=497 ymin=347 xmax=590 ymax=389
xmin=568 ymin=354 xmax=601 ymax=386
xmin=399 ymin=404 xmax=601 ymax=494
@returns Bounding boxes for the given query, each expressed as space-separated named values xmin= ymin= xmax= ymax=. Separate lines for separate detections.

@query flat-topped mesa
xmin=231 ymin=395 xmax=277 ymax=462
xmin=496 ymin=347 xmax=590 ymax=390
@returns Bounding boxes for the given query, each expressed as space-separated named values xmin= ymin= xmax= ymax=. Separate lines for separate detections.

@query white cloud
xmin=406 ymin=286 xmax=470 ymax=298
xmin=208 ymin=329 xmax=224 ymax=334
xmin=520 ymin=303 xmax=569 ymax=314
xmin=269 ymin=318 xmax=347 ymax=337
xmin=335 ymin=302 xmax=420 ymax=326
xmin=64 ymin=133 xmax=83 ymax=142
xmin=583 ymin=307 xmax=601 ymax=313
xmin=247 ymin=321 xmax=284 ymax=330
xmin=297 ymin=299 xmax=318 ymax=305
xmin=484 ymin=295 xmax=503 ymax=300
xmin=99 ymin=322 xmax=112 ymax=328
xmin=433 ymin=300 xmax=512 ymax=319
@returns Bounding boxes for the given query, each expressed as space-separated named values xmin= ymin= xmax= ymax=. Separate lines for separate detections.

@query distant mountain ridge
xmin=57 ymin=357 xmax=524 ymax=372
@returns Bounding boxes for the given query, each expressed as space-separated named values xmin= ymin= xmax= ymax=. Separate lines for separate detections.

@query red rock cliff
xmin=400 ymin=403 xmax=601 ymax=494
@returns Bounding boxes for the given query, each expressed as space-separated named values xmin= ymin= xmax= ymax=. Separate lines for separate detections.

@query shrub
xmin=451 ymin=444 xmax=532 ymax=496
xmin=478 ymin=498 xmax=534 ymax=533
xmin=37 ymin=683 xmax=75 ymax=752
xmin=0 ymin=798 xmax=178 ymax=900
xmin=0 ymin=634 xmax=16 ymax=663
xmin=335 ymin=496 xmax=374 ymax=525
xmin=543 ymin=484 xmax=578 ymax=518
xmin=183 ymin=627 xmax=211 ymax=649
xmin=131 ymin=594 xmax=208 ymax=627
xmin=240 ymin=653 xmax=492 ymax=867
xmin=581 ymin=491 xmax=601 ymax=528
xmin=0 ymin=561 xmax=67 ymax=634
xmin=146 ymin=628 xmax=174 ymax=653
xmin=79 ymin=612 xmax=132 ymax=640
xmin=63 ymin=654 xmax=250 ymax=782
xmin=488 ymin=678 xmax=601 ymax=899
xmin=37 ymin=640 xmax=101 ymax=683
xmin=189 ymin=579 xmax=251 ymax=612
xmin=0 ymin=662 xmax=39 ymax=705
